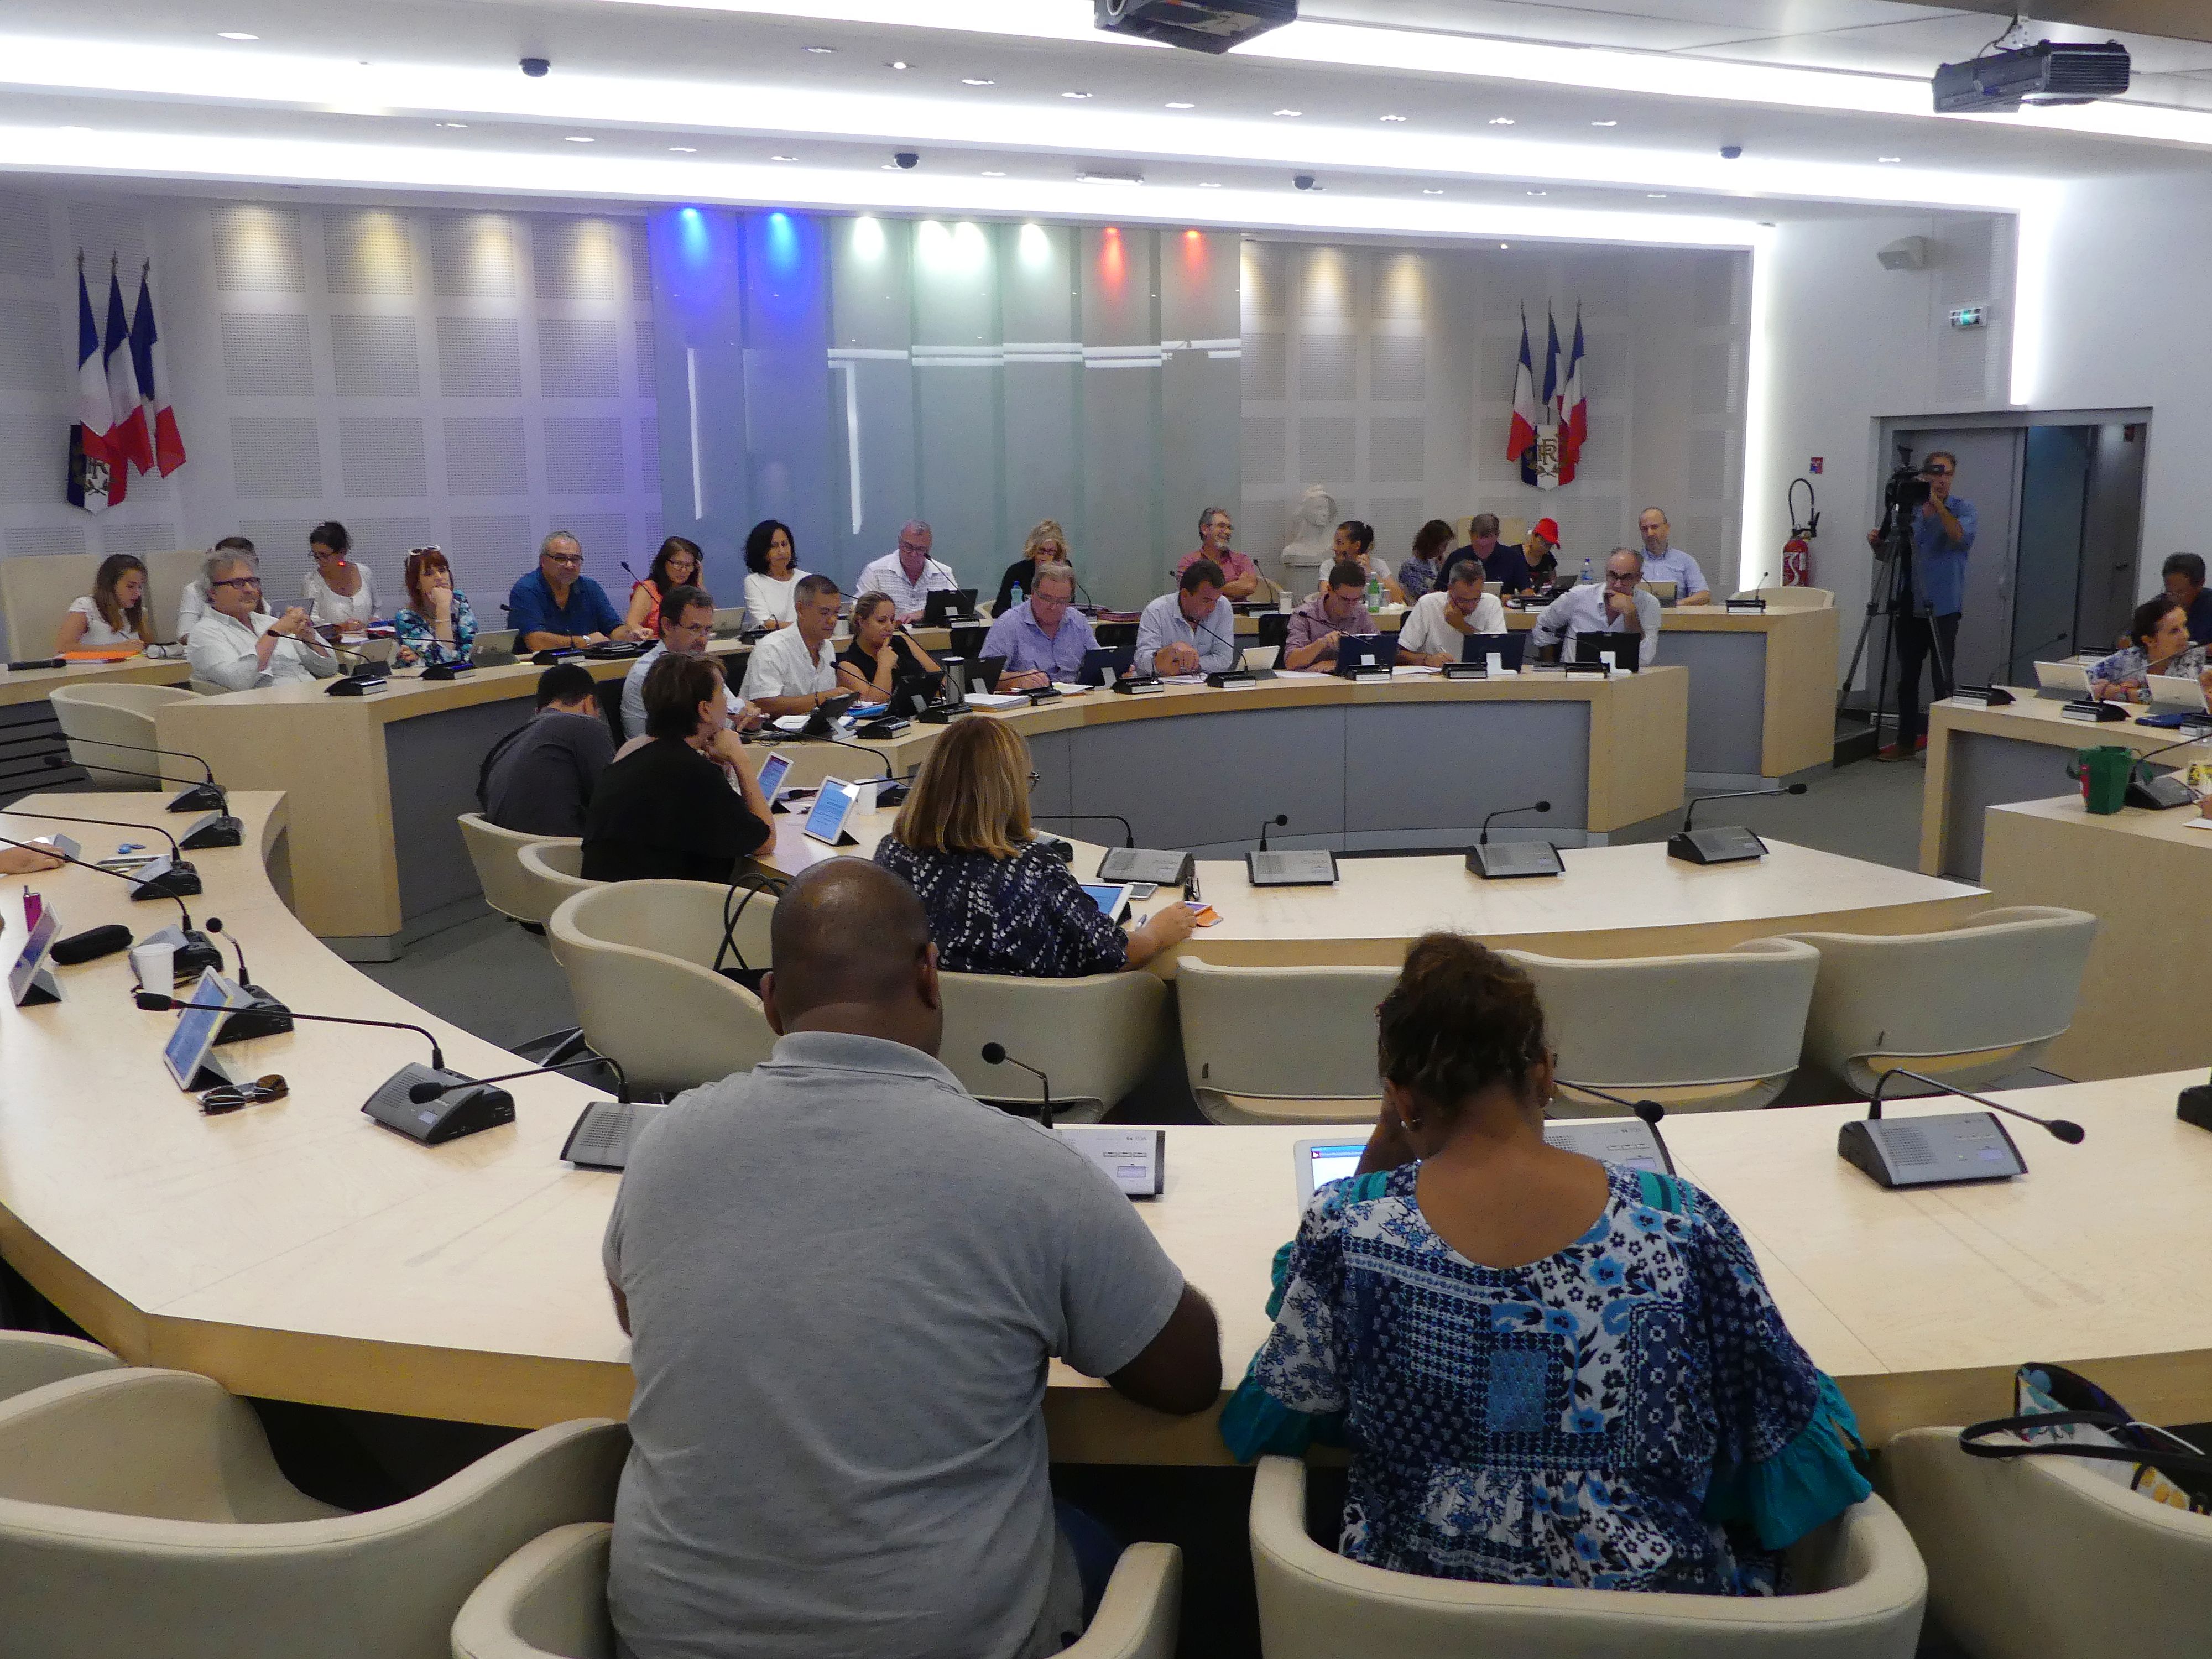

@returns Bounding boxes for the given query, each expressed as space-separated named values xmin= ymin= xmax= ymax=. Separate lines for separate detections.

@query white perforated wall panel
xmin=339 ymin=417 xmax=428 ymax=498
xmin=0 ymin=192 xmax=53 ymax=282
xmin=331 ymin=316 xmax=421 ymax=398
xmin=223 ymin=312 xmax=316 ymax=397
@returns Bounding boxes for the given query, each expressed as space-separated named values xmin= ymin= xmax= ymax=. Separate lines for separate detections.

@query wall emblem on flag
xmin=66 ymin=252 xmax=185 ymax=514
xmin=1505 ymin=303 xmax=1588 ymax=493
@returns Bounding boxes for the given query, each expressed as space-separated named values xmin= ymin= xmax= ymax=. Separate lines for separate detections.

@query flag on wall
xmin=67 ymin=260 xmax=118 ymax=514
xmin=103 ymin=260 xmax=152 ymax=478
xmin=1533 ymin=310 xmax=1563 ymax=491
xmin=131 ymin=264 xmax=186 ymax=477
xmin=1508 ymin=310 xmax=1540 ymax=485
xmin=1559 ymin=307 xmax=1587 ymax=486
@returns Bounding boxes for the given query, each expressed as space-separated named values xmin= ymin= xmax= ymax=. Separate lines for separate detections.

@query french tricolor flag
xmin=131 ymin=264 xmax=186 ymax=477
xmin=1559 ymin=307 xmax=1588 ymax=486
xmin=102 ymin=261 xmax=153 ymax=479
xmin=1507 ymin=309 xmax=1540 ymax=486
xmin=66 ymin=261 xmax=118 ymax=514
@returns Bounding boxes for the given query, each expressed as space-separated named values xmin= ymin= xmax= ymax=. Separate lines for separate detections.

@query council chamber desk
xmin=0 ymin=653 xmax=193 ymax=804
xmin=13 ymin=789 xmax=2193 ymax=1465
xmin=157 ymin=661 xmax=1691 ymax=959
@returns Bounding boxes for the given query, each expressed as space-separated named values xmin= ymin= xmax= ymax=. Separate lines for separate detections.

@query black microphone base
xmin=1667 ymin=826 xmax=1768 ymax=865
xmin=362 ymin=1063 xmax=516 ymax=1145
xmin=1467 ymin=841 xmax=1565 ymax=879
xmin=2125 ymin=773 xmax=2199 ymax=811
xmin=168 ymin=782 xmax=227 ymax=813
xmin=918 ymin=705 xmax=972 ymax=724
xmin=212 ymin=990 xmax=295 ymax=1045
xmin=131 ymin=864 xmax=203 ymax=900
xmin=1838 ymin=1112 xmax=2027 ymax=1188
xmin=2178 ymin=1083 xmax=2212 ymax=1133
xmin=175 ymin=932 xmax=225 ymax=979
xmin=180 ymin=815 xmax=245 ymax=850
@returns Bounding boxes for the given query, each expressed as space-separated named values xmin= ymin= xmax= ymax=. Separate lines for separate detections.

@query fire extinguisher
xmin=1782 ymin=477 xmax=1819 ymax=587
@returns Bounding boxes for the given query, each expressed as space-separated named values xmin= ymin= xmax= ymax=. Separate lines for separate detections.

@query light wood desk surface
xmin=1 ymin=803 xmax=2200 ymax=1459
xmin=766 ymin=809 xmax=1989 ymax=972
xmin=0 ymin=653 xmax=191 ymax=708
xmin=1979 ymin=792 xmax=2212 ymax=1082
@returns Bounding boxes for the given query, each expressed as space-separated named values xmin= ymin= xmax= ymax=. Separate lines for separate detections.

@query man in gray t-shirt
xmin=478 ymin=664 xmax=615 ymax=837
xmin=603 ymin=861 xmax=1219 ymax=1659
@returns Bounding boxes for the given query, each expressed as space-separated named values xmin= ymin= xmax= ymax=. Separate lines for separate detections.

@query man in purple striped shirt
xmin=1282 ymin=561 xmax=1379 ymax=672
xmin=981 ymin=562 xmax=1096 ymax=690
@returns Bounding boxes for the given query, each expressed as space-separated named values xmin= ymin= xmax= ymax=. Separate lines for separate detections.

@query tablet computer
xmin=1079 ymin=645 xmax=1134 ymax=688
xmin=8 ymin=899 xmax=59 ymax=1007
xmin=2147 ymin=673 xmax=2209 ymax=713
xmin=1293 ymin=1137 xmax=1369 ymax=1204
xmin=1574 ymin=631 xmax=1642 ymax=672
xmin=802 ymin=776 xmax=862 ymax=847
xmin=1080 ymin=882 xmax=1134 ymax=922
xmin=1334 ymin=634 xmax=1399 ymax=677
xmin=1460 ymin=631 xmax=1527 ymax=669
xmin=756 ymin=749 xmax=793 ymax=809
xmin=163 ymin=968 xmax=248 ymax=1091
xmin=922 ymin=588 xmax=980 ymax=627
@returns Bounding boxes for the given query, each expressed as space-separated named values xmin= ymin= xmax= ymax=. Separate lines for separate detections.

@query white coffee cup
xmin=129 ymin=942 xmax=176 ymax=990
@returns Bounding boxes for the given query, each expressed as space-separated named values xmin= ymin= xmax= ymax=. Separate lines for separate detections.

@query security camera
xmin=1294 ymin=173 xmax=1317 ymax=191
xmin=894 ymin=150 xmax=920 ymax=170
xmin=1719 ymin=144 xmax=1743 ymax=160
xmin=520 ymin=56 xmax=551 ymax=77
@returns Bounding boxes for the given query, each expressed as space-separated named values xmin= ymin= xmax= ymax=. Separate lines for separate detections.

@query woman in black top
xmin=582 ymin=653 xmax=773 ymax=884
xmin=991 ymin=519 xmax=1074 ymax=615
xmin=836 ymin=592 xmax=942 ymax=700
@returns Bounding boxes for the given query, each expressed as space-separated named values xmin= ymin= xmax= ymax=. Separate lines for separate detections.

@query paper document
xmin=963 ymin=692 xmax=1026 ymax=709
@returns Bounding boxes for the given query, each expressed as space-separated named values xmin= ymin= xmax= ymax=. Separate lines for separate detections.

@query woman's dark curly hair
xmin=1376 ymin=933 xmax=1547 ymax=1115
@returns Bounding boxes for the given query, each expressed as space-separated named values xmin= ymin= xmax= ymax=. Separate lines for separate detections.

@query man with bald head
xmin=857 ymin=519 xmax=961 ymax=623
xmin=603 ymin=859 xmax=1220 ymax=1659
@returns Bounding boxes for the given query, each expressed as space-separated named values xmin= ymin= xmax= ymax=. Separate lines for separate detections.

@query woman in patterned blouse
xmin=1222 ymin=934 xmax=1870 ymax=1594
xmin=393 ymin=547 xmax=477 ymax=668
xmin=2088 ymin=593 xmax=2212 ymax=704
xmin=872 ymin=719 xmax=1196 ymax=978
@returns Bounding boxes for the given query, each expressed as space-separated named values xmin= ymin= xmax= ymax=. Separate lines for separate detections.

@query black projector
xmin=1094 ymin=0 xmax=1297 ymax=54
xmin=1933 ymin=40 xmax=2130 ymax=112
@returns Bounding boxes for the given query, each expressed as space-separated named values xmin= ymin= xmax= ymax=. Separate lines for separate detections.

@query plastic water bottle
xmin=1011 ymin=582 xmax=1024 ymax=607
xmin=1581 ymin=556 xmax=1593 ymax=586
xmin=1366 ymin=572 xmax=1383 ymax=609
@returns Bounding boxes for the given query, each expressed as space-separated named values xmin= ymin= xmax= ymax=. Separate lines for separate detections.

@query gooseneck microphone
xmin=1679 ymin=784 xmax=1808 ymax=833
xmin=1258 ymin=812 xmax=1289 ymax=852
xmin=409 ymin=1055 xmax=630 ymax=1105
xmin=148 ymin=995 xmax=446 ymax=1070
xmin=1031 ymin=813 xmax=1136 ymax=848
xmin=1479 ymin=800 xmax=1551 ymax=847
xmin=200 ymin=918 xmax=293 ymax=1040
xmin=1869 ymin=1068 xmax=2086 ymax=1144
xmin=0 ymin=832 xmax=220 ymax=975
xmin=1551 ymin=1082 xmax=1670 ymax=1130
xmin=981 ymin=1043 xmax=1056 ymax=1130
xmin=1190 ymin=609 xmax=1250 ymax=678
xmin=0 ymin=805 xmax=199 ymax=892
xmin=40 ymin=757 xmax=241 ymax=845
xmin=50 ymin=735 xmax=225 ymax=812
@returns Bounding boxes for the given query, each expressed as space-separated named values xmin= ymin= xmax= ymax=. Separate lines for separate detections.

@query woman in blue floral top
xmin=2088 ymin=593 xmax=2212 ymax=704
xmin=393 ymin=546 xmax=477 ymax=668
xmin=1222 ymin=934 xmax=1870 ymax=1594
xmin=872 ymin=718 xmax=1195 ymax=978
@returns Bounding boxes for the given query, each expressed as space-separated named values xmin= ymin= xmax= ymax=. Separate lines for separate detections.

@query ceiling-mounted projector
xmin=1933 ymin=39 xmax=2130 ymax=112
xmin=1094 ymin=0 xmax=1298 ymax=54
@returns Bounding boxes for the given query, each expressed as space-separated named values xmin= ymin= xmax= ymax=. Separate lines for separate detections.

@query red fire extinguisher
xmin=1782 ymin=477 xmax=1819 ymax=587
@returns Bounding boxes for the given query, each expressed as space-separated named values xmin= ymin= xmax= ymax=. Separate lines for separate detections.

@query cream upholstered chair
xmin=459 ymin=815 xmax=580 ymax=927
xmin=452 ymin=1522 xmax=1182 ymax=1659
xmin=1252 ymin=1457 xmax=1924 ymax=1659
xmin=49 ymin=681 xmax=198 ymax=787
xmin=1776 ymin=906 xmax=2099 ymax=1098
xmin=0 ymin=1367 xmax=625 ymax=1659
xmin=1501 ymin=938 xmax=1822 ymax=1114
xmin=518 ymin=840 xmax=599 ymax=925
xmin=937 ymin=969 xmax=1172 ymax=1123
xmin=546 ymin=880 xmax=778 ymax=1097
xmin=1880 ymin=1427 xmax=2212 ymax=1659
xmin=1175 ymin=956 xmax=1399 ymax=1125
xmin=0 ymin=1331 xmax=120 ymax=1404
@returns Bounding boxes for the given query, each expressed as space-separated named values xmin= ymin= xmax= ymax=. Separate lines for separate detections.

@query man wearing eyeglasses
xmin=1867 ymin=451 xmax=1976 ymax=759
xmin=1528 ymin=546 xmax=1661 ymax=668
xmin=185 ymin=549 xmax=341 ymax=692
xmin=620 ymin=584 xmax=761 ymax=742
xmin=507 ymin=530 xmax=637 ymax=653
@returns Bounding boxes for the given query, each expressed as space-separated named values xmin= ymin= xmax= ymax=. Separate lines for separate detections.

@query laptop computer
xmin=1574 ymin=632 xmax=1642 ymax=672
xmin=2033 ymin=660 xmax=2092 ymax=699
xmin=2147 ymin=672 xmax=2209 ymax=714
xmin=1334 ymin=634 xmax=1399 ymax=677
xmin=1293 ymin=1117 xmax=1670 ymax=1203
xmin=1460 ymin=631 xmax=1527 ymax=669
xmin=921 ymin=589 xmax=982 ymax=628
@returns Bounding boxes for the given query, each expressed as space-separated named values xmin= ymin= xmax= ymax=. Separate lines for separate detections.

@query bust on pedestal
xmin=1279 ymin=485 xmax=1337 ymax=595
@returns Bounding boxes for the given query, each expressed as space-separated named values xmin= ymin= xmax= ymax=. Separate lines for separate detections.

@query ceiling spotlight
xmin=1647 ymin=192 xmax=1667 ymax=199
xmin=770 ymin=153 xmax=796 ymax=161
xmin=1380 ymin=114 xmax=1408 ymax=122
xmin=1489 ymin=116 xmax=1516 ymax=125
xmin=888 ymin=60 xmax=909 ymax=70
xmin=962 ymin=77 xmax=995 ymax=86
xmin=1499 ymin=243 xmax=1510 ymax=249
xmin=1592 ymin=119 xmax=1618 ymax=127
xmin=1198 ymin=181 xmax=1222 ymax=189
xmin=1273 ymin=108 xmax=1302 ymax=117
xmin=1062 ymin=91 xmax=1094 ymax=99
xmin=981 ymin=169 xmax=1006 ymax=176
xmin=217 ymin=31 xmax=258 ymax=41
xmin=565 ymin=135 xmax=595 ymax=143
xmin=1878 ymin=155 xmax=1903 ymax=162
xmin=804 ymin=45 xmax=836 ymax=54
xmin=1078 ymin=169 xmax=1145 ymax=186
xmin=1166 ymin=101 xmax=1196 ymax=109
xmin=1421 ymin=187 xmax=1444 ymax=195
xmin=670 ymin=145 xmax=698 ymax=153
xmin=436 ymin=121 xmax=468 ymax=129
xmin=55 ymin=125 xmax=93 ymax=133
xmin=1526 ymin=189 xmax=1547 ymax=196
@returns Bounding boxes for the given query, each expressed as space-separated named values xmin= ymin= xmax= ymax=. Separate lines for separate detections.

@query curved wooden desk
xmin=158 ymin=665 xmax=1691 ymax=959
xmin=9 ymin=788 xmax=2192 ymax=1463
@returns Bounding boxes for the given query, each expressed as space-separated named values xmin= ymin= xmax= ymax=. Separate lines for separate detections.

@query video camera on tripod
xmin=1875 ymin=451 xmax=1933 ymax=547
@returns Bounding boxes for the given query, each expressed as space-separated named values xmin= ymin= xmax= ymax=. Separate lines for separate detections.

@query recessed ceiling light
xmin=1489 ymin=116 xmax=1516 ymax=126
xmin=804 ymin=45 xmax=836 ymax=54
xmin=55 ymin=124 xmax=92 ymax=133
xmin=217 ymin=32 xmax=258 ymax=40
xmin=1421 ymin=187 xmax=1444 ymax=195
xmin=770 ymin=153 xmax=796 ymax=161
xmin=1592 ymin=119 xmax=1618 ymax=127
xmin=1878 ymin=155 xmax=1902 ymax=163
xmin=670 ymin=145 xmax=698 ymax=153
xmin=1078 ymin=170 xmax=1144 ymax=186
xmin=1273 ymin=109 xmax=1302 ymax=117
xmin=1380 ymin=114 xmax=1408 ymax=122
xmin=1647 ymin=192 xmax=1667 ymax=199
xmin=564 ymin=135 xmax=594 ymax=143
xmin=962 ymin=77 xmax=995 ymax=86
xmin=1526 ymin=189 xmax=1547 ymax=196
xmin=1198 ymin=181 xmax=1222 ymax=188
xmin=1500 ymin=243 xmax=1510 ymax=249
xmin=1166 ymin=101 xmax=1196 ymax=109
xmin=1063 ymin=91 xmax=1094 ymax=99
xmin=981 ymin=169 xmax=1006 ymax=176
xmin=435 ymin=121 xmax=468 ymax=129
xmin=888 ymin=61 xmax=909 ymax=70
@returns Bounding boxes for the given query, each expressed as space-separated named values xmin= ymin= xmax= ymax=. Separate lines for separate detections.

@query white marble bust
xmin=1280 ymin=485 xmax=1337 ymax=585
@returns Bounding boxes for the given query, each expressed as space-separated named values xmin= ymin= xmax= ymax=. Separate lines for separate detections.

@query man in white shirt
xmin=855 ymin=521 xmax=959 ymax=622
xmin=1529 ymin=547 xmax=1662 ymax=668
xmin=1397 ymin=562 xmax=1508 ymax=667
xmin=175 ymin=534 xmax=255 ymax=643
xmin=621 ymin=584 xmax=758 ymax=740
xmin=740 ymin=574 xmax=843 ymax=716
xmin=1635 ymin=508 xmax=1712 ymax=605
xmin=186 ymin=549 xmax=342 ymax=692
xmin=1133 ymin=562 xmax=1237 ymax=677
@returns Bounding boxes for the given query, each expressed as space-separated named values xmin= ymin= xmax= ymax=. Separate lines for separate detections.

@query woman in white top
xmin=56 ymin=554 xmax=155 ymax=652
xmin=742 ymin=519 xmax=807 ymax=630
xmin=302 ymin=521 xmax=376 ymax=633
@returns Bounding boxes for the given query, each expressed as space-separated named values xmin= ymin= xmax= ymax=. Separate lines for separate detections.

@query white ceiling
xmin=1 ymin=0 xmax=2207 ymax=241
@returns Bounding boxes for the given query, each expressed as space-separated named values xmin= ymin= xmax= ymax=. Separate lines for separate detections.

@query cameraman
xmin=1868 ymin=451 xmax=1975 ymax=759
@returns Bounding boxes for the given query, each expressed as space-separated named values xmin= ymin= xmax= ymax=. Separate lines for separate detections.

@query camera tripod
xmin=1839 ymin=462 xmax=1955 ymax=753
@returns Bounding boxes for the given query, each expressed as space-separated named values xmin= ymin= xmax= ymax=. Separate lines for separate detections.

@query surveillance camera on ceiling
xmin=894 ymin=151 xmax=920 ymax=170
xmin=1094 ymin=0 xmax=1296 ymax=54
xmin=1878 ymin=236 xmax=1931 ymax=272
xmin=520 ymin=56 xmax=550 ymax=77
xmin=1720 ymin=144 xmax=1743 ymax=160
xmin=1294 ymin=174 xmax=1317 ymax=191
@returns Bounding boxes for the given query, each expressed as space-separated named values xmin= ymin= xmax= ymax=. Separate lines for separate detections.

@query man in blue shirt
xmin=507 ymin=530 xmax=637 ymax=651
xmin=1870 ymin=452 xmax=1976 ymax=758
xmin=982 ymin=562 xmax=1095 ymax=690
xmin=2164 ymin=552 xmax=2212 ymax=647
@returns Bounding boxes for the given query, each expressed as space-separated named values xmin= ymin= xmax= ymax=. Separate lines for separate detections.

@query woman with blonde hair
xmin=992 ymin=519 xmax=1076 ymax=616
xmin=56 ymin=554 xmax=154 ymax=651
xmin=873 ymin=718 xmax=1193 ymax=977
